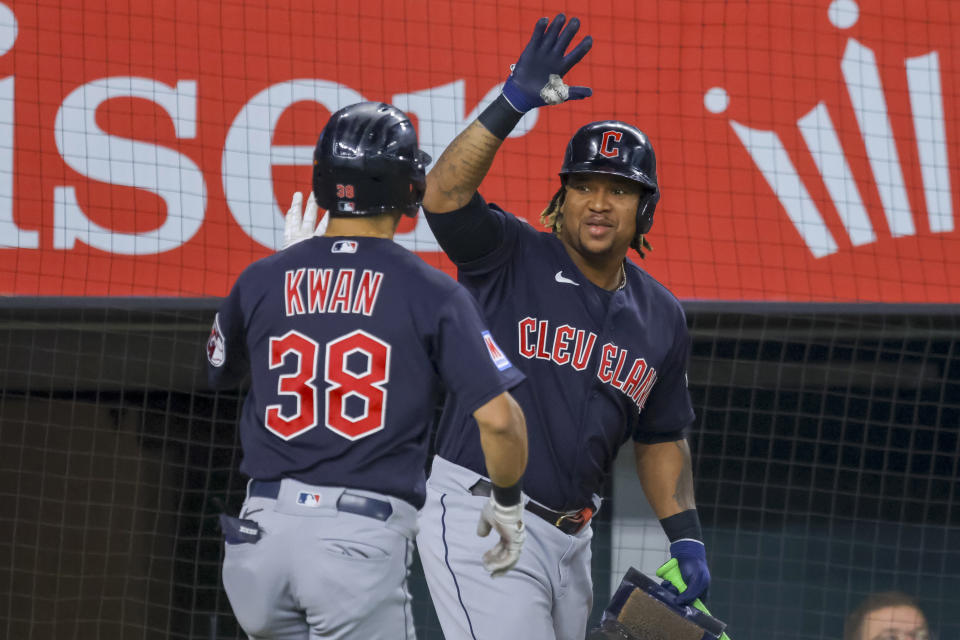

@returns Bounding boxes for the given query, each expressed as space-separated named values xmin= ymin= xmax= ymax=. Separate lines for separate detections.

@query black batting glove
xmin=502 ymin=14 xmax=593 ymax=113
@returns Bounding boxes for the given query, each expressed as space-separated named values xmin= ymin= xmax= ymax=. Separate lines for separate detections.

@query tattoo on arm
xmin=672 ymin=440 xmax=696 ymax=510
xmin=428 ymin=121 xmax=503 ymax=208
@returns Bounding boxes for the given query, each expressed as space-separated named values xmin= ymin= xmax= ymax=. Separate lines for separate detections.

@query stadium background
xmin=1 ymin=0 xmax=958 ymax=637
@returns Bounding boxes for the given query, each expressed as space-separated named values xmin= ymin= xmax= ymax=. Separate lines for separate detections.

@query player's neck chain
xmin=616 ymin=262 xmax=626 ymax=291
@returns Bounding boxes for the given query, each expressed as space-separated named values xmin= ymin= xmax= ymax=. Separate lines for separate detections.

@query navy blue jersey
xmin=206 ymin=235 xmax=524 ymax=508
xmin=425 ymin=195 xmax=695 ymax=511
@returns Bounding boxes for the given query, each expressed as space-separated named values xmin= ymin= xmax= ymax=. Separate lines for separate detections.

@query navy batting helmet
xmin=313 ymin=102 xmax=431 ymax=218
xmin=560 ymin=121 xmax=660 ymax=236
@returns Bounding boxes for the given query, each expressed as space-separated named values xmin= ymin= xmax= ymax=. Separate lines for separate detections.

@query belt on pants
xmin=249 ymin=480 xmax=394 ymax=522
xmin=468 ymin=479 xmax=594 ymax=535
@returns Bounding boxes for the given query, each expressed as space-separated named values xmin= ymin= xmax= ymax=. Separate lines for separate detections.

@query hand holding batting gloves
xmin=476 ymin=496 xmax=526 ymax=577
xmin=283 ymin=191 xmax=326 ymax=249
xmin=665 ymin=539 xmax=711 ymax=605
xmin=501 ymin=13 xmax=593 ymax=113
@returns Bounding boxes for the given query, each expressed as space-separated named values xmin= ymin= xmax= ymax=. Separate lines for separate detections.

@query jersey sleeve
xmin=206 ymin=279 xmax=250 ymax=389
xmin=424 ymin=192 xmax=523 ymax=271
xmin=633 ymin=309 xmax=696 ymax=443
xmin=432 ymin=284 xmax=525 ymax=413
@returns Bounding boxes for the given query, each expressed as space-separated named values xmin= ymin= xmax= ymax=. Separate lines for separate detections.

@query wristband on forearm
xmin=491 ymin=480 xmax=523 ymax=507
xmin=659 ymin=509 xmax=703 ymax=543
xmin=477 ymin=94 xmax=524 ymax=140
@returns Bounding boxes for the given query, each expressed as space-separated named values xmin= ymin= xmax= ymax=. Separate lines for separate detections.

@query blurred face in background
xmin=859 ymin=605 xmax=929 ymax=640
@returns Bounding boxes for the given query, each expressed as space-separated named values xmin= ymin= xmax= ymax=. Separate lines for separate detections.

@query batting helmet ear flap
xmin=635 ymin=187 xmax=659 ymax=236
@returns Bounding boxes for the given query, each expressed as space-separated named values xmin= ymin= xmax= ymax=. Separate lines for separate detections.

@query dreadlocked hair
xmin=541 ymin=183 xmax=654 ymax=259
xmin=539 ymin=186 xmax=566 ymax=233
xmin=631 ymin=234 xmax=653 ymax=259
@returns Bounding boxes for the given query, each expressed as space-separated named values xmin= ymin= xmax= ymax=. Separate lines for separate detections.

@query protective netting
xmin=1 ymin=0 xmax=959 ymax=301
xmin=1 ymin=303 xmax=956 ymax=638
xmin=2 ymin=0 xmax=959 ymax=638
xmin=686 ymin=306 xmax=959 ymax=638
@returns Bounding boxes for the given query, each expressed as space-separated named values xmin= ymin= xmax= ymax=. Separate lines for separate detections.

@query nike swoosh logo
xmin=241 ymin=508 xmax=263 ymax=519
xmin=555 ymin=271 xmax=580 ymax=286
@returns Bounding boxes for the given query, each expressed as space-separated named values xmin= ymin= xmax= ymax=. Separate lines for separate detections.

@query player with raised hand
xmin=207 ymin=102 xmax=528 ymax=640
xmin=282 ymin=190 xmax=326 ymax=249
xmin=415 ymin=12 xmax=712 ymax=640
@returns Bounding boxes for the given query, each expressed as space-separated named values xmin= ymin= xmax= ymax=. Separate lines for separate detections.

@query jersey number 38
xmin=264 ymin=329 xmax=391 ymax=441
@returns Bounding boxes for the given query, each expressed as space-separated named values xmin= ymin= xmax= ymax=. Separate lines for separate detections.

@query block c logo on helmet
xmin=600 ymin=130 xmax=622 ymax=158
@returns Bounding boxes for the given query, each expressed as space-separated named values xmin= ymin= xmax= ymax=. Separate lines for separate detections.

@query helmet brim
xmin=560 ymin=166 xmax=658 ymax=192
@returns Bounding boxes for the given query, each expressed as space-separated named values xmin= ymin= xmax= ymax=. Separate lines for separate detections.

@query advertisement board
xmin=1 ymin=0 xmax=957 ymax=301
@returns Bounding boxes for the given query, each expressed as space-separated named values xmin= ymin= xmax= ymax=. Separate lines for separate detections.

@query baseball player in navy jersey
xmin=207 ymin=102 xmax=528 ymax=640
xmin=414 ymin=14 xmax=713 ymax=640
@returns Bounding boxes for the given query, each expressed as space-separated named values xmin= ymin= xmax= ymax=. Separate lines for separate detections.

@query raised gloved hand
xmin=476 ymin=496 xmax=526 ymax=577
xmin=502 ymin=13 xmax=593 ymax=113
xmin=663 ymin=539 xmax=711 ymax=605
xmin=283 ymin=191 xmax=326 ymax=249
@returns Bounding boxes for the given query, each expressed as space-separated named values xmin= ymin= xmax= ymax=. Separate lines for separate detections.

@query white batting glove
xmin=283 ymin=191 xmax=326 ymax=249
xmin=476 ymin=496 xmax=525 ymax=577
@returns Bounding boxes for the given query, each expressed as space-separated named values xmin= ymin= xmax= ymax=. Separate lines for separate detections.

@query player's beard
xmin=563 ymin=216 xmax=632 ymax=263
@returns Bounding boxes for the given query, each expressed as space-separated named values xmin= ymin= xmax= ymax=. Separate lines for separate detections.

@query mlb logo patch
xmin=206 ymin=313 xmax=225 ymax=367
xmin=482 ymin=330 xmax=512 ymax=371
xmin=297 ymin=492 xmax=323 ymax=507
xmin=337 ymin=201 xmax=355 ymax=212
xmin=332 ymin=240 xmax=358 ymax=254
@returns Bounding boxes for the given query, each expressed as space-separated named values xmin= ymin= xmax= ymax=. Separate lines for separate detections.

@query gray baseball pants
xmin=416 ymin=456 xmax=594 ymax=640
xmin=222 ymin=478 xmax=418 ymax=640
